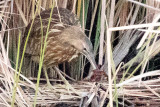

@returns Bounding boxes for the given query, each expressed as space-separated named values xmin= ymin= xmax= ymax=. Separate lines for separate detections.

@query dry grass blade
xmin=88 ymin=0 xmax=99 ymax=39
xmin=15 ymin=0 xmax=27 ymax=26
xmin=127 ymin=0 xmax=160 ymax=11
xmin=117 ymin=70 xmax=160 ymax=87
xmin=137 ymin=14 xmax=160 ymax=49
xmin=15 ymin=72 xmax=160 ymax=106
xmin=109 ymin=22 xmax=160 ymax=31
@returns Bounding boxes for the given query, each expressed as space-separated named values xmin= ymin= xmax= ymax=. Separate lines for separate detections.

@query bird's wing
xmin=22 ymin=7 xmax=80 ymax=56
xmin=24 ymin=7 xmax=80 ymax=38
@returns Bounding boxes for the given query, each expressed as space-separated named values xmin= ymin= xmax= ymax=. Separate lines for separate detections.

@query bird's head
xmin=60 ymin=26 xmax=98 ymax=69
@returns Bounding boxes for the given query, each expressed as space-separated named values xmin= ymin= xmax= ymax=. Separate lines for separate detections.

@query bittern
xmin=23 ymin=7 xmax=97 ymax=86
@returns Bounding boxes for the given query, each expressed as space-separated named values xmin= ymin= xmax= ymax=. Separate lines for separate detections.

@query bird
xmin=23 ymin=7 xmax=98 ymax=87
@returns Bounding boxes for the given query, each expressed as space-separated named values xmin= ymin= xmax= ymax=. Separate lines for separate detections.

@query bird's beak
xmin=82 ymin=50 xmax=98 ymax=69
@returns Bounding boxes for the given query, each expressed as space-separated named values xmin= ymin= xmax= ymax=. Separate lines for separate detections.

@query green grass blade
xmin=11 ymin=31 xmax=21 ymax=107
xmin=33 ymin=4 xmax=55 ymax=107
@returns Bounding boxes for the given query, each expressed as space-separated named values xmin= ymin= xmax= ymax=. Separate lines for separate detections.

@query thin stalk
xmin=94 ymin=0 xmax=101 ymax=55
xmin=109 ymin=0 xmax=116 ymax=106
xmin=88 ymin=0 xmax=99 ymax=39
xmin=33 ymin=3 xmax=55 ymax=107
xmin=11 ymin=32 xmax=21 ymax=107
xmin=11 ymin=0 xmax=41 ymax=106
xmin=77 ymin=0 xmax=82 ymax=18
xmin=32 ymin=0 xmax=35 ymax=18
xmin=98 ymin=0 xmax=105 ymax=65
xmin=106 ymin=30 xmax=113 ymax=107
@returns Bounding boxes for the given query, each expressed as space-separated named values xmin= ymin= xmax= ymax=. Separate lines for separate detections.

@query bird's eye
xmin=84 ymin=47 xmax=87 ymax=51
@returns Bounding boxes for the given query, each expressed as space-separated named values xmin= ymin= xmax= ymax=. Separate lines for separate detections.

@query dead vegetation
xmin=0 ymin=0 xmax=160 ymax=106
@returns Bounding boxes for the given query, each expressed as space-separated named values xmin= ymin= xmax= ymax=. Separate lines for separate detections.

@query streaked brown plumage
xmin=23 ymin=7 xmax=97 ymax=82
